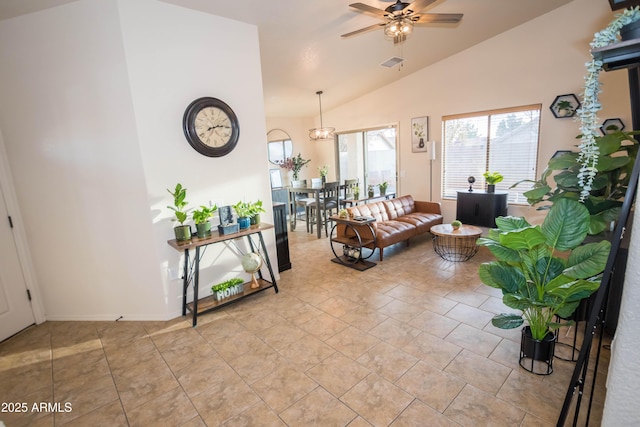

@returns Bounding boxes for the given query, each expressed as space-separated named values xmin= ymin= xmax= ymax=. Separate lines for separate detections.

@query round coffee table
xmin=430 ymin=224 xmax=483 ymax=262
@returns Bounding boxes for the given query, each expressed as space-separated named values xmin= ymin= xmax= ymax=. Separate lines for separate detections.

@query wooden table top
xmin=430 ymin=224 xmax=483 ymax=237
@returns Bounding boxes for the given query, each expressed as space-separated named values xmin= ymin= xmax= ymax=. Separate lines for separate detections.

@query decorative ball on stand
xmin=467 ymin=176 xmax=476 ymax=192
xmin=241 ymin=252 xmax=263 ymax=289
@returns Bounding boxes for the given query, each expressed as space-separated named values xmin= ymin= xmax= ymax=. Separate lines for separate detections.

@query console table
xmin=167 ymin=223 xmax=278 ymax=326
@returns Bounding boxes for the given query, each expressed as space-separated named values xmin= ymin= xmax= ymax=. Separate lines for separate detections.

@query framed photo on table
xmin=269 ymin=169 xmax=283 ymax=188
xmin=411 ymin=116 xmax=429 ymax=153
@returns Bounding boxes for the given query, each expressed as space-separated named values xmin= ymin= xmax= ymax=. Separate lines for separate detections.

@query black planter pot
xmin=520 ymin=326 xmax=556 ymax=375
xmin=487 ymin=184 xmax=496 ymax=193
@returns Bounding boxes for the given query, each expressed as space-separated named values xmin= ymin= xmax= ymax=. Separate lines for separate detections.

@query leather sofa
xmin=338 ymin=195 xmax=443 ymax=261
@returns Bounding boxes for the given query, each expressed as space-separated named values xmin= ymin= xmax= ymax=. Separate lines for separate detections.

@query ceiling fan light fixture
xmin=309 ymin=91 xmax=335 ymax=141
xmin=384 ymin=17 xmax=413 ymax=38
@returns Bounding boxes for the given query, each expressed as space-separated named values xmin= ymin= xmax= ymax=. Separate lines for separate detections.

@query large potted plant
xmin=513 ymin=129 xmax=638 ymax=235
xmin=167 ymin=183 xmax=191 ymax=241
xmin=477 ymin=198 xmax=610 ymax=374
xmin=192 ymin=204 xmax=217 ymax=238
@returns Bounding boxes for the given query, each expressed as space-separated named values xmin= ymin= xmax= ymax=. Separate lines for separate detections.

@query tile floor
xmin=0 ymin=228 xmax=609 ymax=426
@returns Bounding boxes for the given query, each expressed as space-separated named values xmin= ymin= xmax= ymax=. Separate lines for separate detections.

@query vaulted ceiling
xmin=0 ymin=0 xmax=574 ymax=117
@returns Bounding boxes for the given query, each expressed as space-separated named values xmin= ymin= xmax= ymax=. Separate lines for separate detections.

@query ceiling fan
xmin=341 ymin=0 xmax=463 ymax=44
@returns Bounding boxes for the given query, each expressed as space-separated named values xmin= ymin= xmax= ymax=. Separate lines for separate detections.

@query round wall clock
xmin=182 ymin=97 xmax=240 ymax=157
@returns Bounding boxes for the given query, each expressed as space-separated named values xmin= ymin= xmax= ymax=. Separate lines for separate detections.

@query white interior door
xmin=0 ymin=184 xmax=35 ymax=341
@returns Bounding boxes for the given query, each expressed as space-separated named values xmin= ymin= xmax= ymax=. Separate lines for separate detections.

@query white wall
xmin=0 ymin=0 xmax=275 ymax=320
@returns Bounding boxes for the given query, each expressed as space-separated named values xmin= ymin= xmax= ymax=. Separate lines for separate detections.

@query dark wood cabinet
xmin=271 ymin=188 xmax=289 ymax=214
xmin=273 ymin=202 xmax=291 ymax=272
xmin=456 ymin=191 xmax=508 ymax=228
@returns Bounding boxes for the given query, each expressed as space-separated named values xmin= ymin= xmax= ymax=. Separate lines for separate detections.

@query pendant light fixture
xmin=309 ymin=90 xmax=335 ymax=141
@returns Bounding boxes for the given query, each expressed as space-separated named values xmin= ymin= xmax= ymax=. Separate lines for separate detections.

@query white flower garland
xmin=577 ymin=7 xmax=640 ymax=201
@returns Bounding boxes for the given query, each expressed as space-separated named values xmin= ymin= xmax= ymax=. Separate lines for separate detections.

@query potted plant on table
xmin=248 ymin=200 xmax=266 ymax=226
xmin=483 ymin=171 xmax=503 ymax=193
xmin=477 ymin=198 xmax=610 ymax=374
xmin=167 ymin=183 xmax=191 ymax=241
xmin=319 ymin=164 xmax=329 ymax=184
xmin=367 ymin=185 xmax=375 ymax=198
xmin=354 ymin=184 xmax=360 ymax=200
xmin=233 ymin=201 xmax=253 ymax=229
xmin=378 ymin=181 xmax=389 ymax=196
xmin=276 ymin=153 xmax=311 ymax=181
xmin=192 ymin=204 xmax=217 ymax=238
xmin=451 ymin=220 xmax=462 ymax=230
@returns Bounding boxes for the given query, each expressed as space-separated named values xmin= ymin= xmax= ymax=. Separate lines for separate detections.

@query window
xmin=442 ymin=105 xmax=541 ymax=204
xmin=337 ymin=126 xmax=397 ymax=194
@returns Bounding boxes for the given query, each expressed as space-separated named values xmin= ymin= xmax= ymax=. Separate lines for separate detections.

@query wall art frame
xmin=550 ymin=94 xmax=581 ymax=118
xmin=411 ymin=116 xmax=429 ymax=153
xmin=600 ymin=118 xmax=625 ymax=135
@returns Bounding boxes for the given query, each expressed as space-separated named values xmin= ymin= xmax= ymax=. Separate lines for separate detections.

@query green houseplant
xmin=367 ymin=185 xmax=374 ymax=198
xmin=477 ymin=198 xmax=610 ymax=343
xmin=378 ymin=181 xmax=389 ymax=196
xmin=192 ymin=204 xmax=217 ymax=238
xmin=451 ymin=219 xmax=462 ymax=230
xmin=233 ymin=201 xmax=252 ymax=229
xmin=211 ymin=277 xmax=244 ymax=301
xmin=513 ymin=130 xmax=638 ymax=235
xmin=248 ymin=200 xmax=266 ymax=226
xmin=167 ymin=183 xmax=191 ymax=241
xmin=483 ymin=171 xmax=503 ymax=193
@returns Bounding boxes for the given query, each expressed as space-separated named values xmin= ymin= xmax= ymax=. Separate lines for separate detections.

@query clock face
xmin=183 ymin=97 xmax=239 ymax=157
xmin=194 ymin=107 xmax=232 ymax=147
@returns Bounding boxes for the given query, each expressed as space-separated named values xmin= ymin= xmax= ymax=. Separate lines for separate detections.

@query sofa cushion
xmin=384 ymin=195 xmax=416 ymax=219
xmin=347 ymin=201 xmax=389 ymax=225
xmin=395 ymin=212 xmax=442 ymax=234
xmin=375 ymin=220 xmax=416 ymax=246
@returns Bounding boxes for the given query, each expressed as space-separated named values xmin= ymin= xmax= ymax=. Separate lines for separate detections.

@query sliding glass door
xmin=337 ymin=126 xmax=397 ymax=194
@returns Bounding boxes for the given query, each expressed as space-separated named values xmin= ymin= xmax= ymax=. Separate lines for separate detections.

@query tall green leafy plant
xmin=514 ymin=130 xmax=638 ymax=235
xmin=167 ymin=183 xmax=189 ymax=225
xmin=477 ymin=198 xmax=610 ymax=340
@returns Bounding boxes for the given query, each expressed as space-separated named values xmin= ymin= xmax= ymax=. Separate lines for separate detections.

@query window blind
xmin=442 ymin=105 xmax=541 ymax=204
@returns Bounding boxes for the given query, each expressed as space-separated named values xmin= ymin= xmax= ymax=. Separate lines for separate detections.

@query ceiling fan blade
xmin=414 ymin=13 xmax=463 ymax=24
xmin=341 ymin=23 xmax=385 ymax=38
xmin=349 ymin=3 xmax=389 ymax=18
xmin=407 ymin=0 xmax=438 ymax=13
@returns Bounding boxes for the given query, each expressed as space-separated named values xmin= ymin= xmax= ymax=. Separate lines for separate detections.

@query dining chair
xmin=340 ymin=178 xmax=359 ymax=207
xmin=307 ymin=181 xmax=340 ymax=237
xmin=291 ymin=180 xmax=314 ymax=227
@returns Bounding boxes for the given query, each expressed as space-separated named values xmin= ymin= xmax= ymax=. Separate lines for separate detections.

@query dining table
xmin=287 ymin=183 xmax=326 ymax=238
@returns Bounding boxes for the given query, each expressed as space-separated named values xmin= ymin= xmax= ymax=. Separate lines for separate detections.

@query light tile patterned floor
xmin=0 ymin=228 xmax=609 ymax=426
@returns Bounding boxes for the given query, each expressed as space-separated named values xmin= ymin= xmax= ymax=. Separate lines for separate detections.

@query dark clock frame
xmin=182 ymin=97 xmax=239 ymax=157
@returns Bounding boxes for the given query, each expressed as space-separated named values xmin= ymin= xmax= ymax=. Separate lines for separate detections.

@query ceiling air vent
xmin=381 ymin=56 xmax=404 ymax=68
